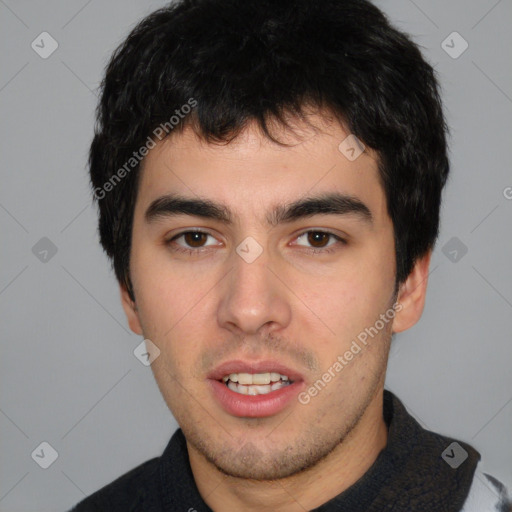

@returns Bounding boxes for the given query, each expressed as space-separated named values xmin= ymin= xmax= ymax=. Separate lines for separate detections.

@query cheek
xmin=131 ymin=261 xmax=211 ymax=362
xmin=131 ymin=244 xmax=200 ymax=333
xmin=302 ymin=282 xmax=358 ymax=336
xmin=301 ymin=260 xmax=393 ymax=339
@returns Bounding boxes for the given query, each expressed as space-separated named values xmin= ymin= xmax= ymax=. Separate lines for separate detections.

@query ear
xmin=392 ymin=251 xmax=432 ymax=333
xmin=120 ymin=283 xmax=143 ymax=335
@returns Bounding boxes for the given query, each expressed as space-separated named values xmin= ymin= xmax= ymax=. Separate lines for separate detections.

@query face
xmin=122 ymin=116 xmax=401 ymax=480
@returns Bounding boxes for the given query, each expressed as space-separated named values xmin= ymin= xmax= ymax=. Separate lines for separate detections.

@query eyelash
xmin=165 ymin=230 xmax=346 ymax=256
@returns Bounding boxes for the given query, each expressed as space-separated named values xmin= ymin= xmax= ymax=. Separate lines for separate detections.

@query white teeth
xmin=236 ymin=373 xmax=253 ymax=384
xmin=238 ymin=384 xmax=249 ymax=395
xmin=240 ymin=382 xmax=287 ymax=395
xmin=222 ymin=372 xmax=291 ymax=384
xmin=225 ymin=380 xmax=290 ymax=395
xmin=252 ymin=373 xmax=271 ymax=385
xmin=248 ymin=385 xmax=272 ymax=395
xmin=221 ymin=372 xmax=293 ymax=395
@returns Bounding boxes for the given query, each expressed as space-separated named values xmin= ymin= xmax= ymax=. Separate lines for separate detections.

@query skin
xmin=120 ymin=114 xmax=431 ymax=511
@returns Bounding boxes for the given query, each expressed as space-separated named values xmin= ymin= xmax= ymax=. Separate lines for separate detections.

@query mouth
xmin=221 ymin=372 xmax=292 ymax=395
xmin=207 ymin=360 xmax=305 ymax=417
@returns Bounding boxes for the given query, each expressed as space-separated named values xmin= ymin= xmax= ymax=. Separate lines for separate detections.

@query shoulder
xmin=460 ymin=469 xmax=512 ymax=512
xmin=69 ymin=456 xmax=161 ymax=512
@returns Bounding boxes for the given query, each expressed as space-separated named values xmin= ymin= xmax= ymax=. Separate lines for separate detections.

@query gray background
xmin=1 ymin=0 xmax=511 ymax=510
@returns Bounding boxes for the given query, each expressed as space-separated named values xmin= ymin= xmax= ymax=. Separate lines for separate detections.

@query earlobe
xmin=392 ymin=251 xmax=432 ymax=333
xmin=120 ymin=283 xmax=143 ymax=335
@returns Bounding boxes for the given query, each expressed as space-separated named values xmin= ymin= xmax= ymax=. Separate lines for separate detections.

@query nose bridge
xmin=217 ymin=243 xmax=291 ymax=334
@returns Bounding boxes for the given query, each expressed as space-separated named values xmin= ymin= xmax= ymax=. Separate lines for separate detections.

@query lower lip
xmin=208 ymin=379 xmax=304 ymax=418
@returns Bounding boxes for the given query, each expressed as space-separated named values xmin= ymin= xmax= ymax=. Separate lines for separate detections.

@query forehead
xmin=135 ymin=116 xmax=388 ymax=225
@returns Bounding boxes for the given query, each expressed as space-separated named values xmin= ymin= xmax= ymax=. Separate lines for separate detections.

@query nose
xmin=217 ymin=246 xmax=292 ymax=336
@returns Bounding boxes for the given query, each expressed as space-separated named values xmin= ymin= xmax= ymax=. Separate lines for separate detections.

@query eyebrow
xmin=144 ymin=192 xmax=373 ymax=226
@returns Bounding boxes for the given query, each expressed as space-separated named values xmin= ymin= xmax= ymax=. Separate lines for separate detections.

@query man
xmin=72 ymin=0 xmax=511 ymax=510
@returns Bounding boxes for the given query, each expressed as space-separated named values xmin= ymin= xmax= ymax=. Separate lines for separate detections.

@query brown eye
xmin=307 ymin=232 xmax=331 ymax=248
xmin=165 ymin=231 xmax=222 ymax=256
xmin=293 ymin=230 xmax=345 ymax=253
xmin=182 ymin=232 xmax=208 ymax=248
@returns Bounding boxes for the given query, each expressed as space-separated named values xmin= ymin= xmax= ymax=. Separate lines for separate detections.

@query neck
xmin=188 ymin=388 xmax=388 ymax=512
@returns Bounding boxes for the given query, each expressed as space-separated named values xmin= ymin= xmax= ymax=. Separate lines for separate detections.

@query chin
xmin=191 ymin=428 xmax=348 ymax=481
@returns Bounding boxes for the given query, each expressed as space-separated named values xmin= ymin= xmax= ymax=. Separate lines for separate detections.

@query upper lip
xmin=207 ymin=359 xmax=304 ymax=382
